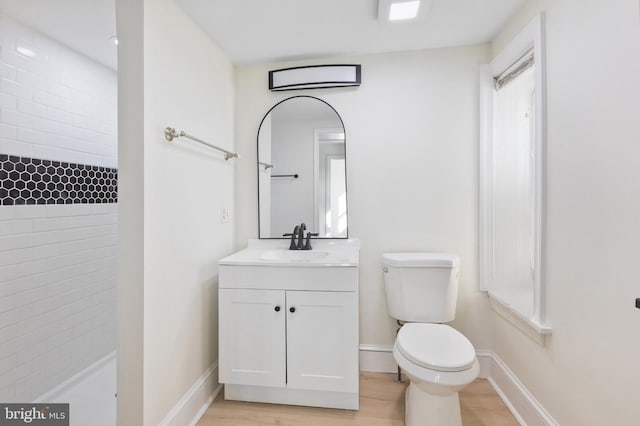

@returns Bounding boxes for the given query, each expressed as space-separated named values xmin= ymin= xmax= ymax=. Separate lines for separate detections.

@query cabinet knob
xmin=274 ymin=306 xmax=280 ymax=312
xmin=289 ymin=307 xmax=296 ymax=313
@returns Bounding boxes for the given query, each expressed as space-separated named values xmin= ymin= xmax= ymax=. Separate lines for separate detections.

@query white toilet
xmin=383 ymin=253 xmax=479 ymax=426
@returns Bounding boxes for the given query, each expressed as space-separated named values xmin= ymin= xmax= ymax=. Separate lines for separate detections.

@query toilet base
xmin=405 ymin=381 xmax=462 ymax=426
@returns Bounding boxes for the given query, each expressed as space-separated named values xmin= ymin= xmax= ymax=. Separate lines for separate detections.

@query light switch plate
xmin=221 ymin=207 xmax=230 ymax=223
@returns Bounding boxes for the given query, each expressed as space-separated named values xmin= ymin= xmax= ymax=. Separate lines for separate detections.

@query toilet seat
xmin=396 ymin=323 xmax=476 ymax=372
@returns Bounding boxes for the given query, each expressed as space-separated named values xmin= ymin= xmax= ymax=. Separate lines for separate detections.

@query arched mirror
xmin=257 ymin=96 xmax=348 ymax=239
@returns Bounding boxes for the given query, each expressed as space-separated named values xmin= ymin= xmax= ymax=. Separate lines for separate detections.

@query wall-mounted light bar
xmin=268 ymin=64 xmax=361 ymax=91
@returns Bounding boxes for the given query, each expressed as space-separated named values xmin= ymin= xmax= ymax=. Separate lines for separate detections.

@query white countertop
xmin=219 ymin=239 xmax=360 ymax=267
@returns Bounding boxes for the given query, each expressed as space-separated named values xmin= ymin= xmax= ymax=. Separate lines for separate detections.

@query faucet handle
xmin=303 ymin=232 xmax=319 ymax=250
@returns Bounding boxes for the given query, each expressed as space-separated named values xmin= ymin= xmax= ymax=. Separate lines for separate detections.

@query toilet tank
xmin=382 ymin=253 xmax=460 ymax=323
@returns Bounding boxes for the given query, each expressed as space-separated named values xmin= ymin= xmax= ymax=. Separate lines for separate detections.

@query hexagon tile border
xmin=0 ymin=154 xmax=117 ymax=206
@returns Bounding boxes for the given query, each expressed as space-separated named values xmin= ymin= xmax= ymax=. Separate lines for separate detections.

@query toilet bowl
xmin=382 ymin=253 xmax=478 ymax=426
xmin=393 ymin=323 xmax=479 ymax=426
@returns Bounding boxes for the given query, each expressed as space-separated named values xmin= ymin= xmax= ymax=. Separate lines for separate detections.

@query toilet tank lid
xmin=382 ymin=253 xmax=459 ymax=268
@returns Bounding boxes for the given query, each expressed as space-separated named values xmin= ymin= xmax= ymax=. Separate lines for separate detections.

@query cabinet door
xmin=219 ymin=289 xmax=286 ymax=387
xmin=286 ymin=291 xmax=359 ymax=393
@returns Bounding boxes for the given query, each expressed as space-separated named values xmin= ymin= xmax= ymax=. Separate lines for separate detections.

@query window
xmin=479 ymin=14 xmax=551 ymax=344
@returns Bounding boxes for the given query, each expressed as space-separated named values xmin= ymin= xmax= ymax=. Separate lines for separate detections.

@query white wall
xmin=0 ymin=15 xmax=117 ymax=402
xmin=115 ymin=0 xmax=144 ymax=423
xmin=489 ymin=1 xmax=640 ymax=424
xmin=235 ymin=45 xmax=493 ymax=350
xmin=117 ymin=0 xmax=235 ymax=424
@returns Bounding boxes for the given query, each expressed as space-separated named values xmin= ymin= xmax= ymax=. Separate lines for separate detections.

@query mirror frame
xmin=256 ymin=95 xmax=349 ymax=239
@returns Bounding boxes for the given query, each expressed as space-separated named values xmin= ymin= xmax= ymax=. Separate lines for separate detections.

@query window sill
xmin=488 ymin=288 xmax=552 ymax=345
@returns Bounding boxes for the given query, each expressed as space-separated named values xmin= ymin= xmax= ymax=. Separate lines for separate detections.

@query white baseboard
xmin=34 ymin=351 xmax=116 ymax=403
xmin=359 ymin=344 xmax=396 ymax=373
xmin=359 ymin=344 xmax=491 ymax=379
xmin=487 ymin=352 xmax=558 ymax=426
xmin=159 ymin=362 xmax=222 ymax=426
xmin=474 ymin=349 xmax=492 ymax=379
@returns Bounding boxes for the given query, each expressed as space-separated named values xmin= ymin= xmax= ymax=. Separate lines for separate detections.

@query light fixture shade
xmin=268 ymin=64 xmax=361 ymax=91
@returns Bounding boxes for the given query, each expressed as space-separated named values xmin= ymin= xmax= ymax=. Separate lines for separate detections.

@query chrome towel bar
xmin=164 ymin=127 xmax=239 ymax=160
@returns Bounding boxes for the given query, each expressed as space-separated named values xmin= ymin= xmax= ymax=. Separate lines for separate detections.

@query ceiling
xmin=175 ymin=0 xmax=527 ymax=64
xmin=0 ymin=0 xmax=526 ymax=69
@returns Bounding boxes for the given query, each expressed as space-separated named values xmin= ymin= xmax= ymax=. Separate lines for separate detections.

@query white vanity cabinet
xmin=218 ymin=241 xmax=360 ymax=410
xmin=218 ymin=289 xmax=286 ymax=388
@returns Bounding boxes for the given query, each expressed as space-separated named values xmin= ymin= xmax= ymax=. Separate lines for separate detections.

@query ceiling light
xmin=389 ymin=0 xmax=420 ymax=21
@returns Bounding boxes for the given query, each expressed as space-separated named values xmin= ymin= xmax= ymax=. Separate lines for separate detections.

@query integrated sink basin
xmin=219 ymin=239 xmax=359 ymax=267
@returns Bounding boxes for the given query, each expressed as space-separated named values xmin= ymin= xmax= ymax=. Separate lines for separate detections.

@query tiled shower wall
xmin=0 ymin=15 xmax=118 ymax=401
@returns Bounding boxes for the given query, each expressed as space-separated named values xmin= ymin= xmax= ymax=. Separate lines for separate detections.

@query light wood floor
xmin=198 ymin=373 xmax=518 ymax=425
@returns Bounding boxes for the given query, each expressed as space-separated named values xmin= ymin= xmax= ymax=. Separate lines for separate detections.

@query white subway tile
xmin=16 ymin=127 xmax=47 ymax=145
xmin=15 ymin=69 xmax=48 ymax=92
xmin=0 ymin=275 xmax=38 ymax=298
xmin=29 ymin=371 xmax=49 ymax=401
xmin=46 ymin=82 xmax=72 ymax=100
xmin=13 ymin=205 xmax=46 ymax=219
xmin=29 ymin=144 xmax=79 ymax=165
xmin=72 ymin=319 xmax=94 ymax=338
xmin=0 ymin=259 xmax=45 ymax=282
xmin=46 ymin=107 xmax=77 ymax=126
xmin=33 ymin=89 xmax=47 ymax=105
xmin=44 ymin=133 xmax=82 ymax=152
xmin=34 ymin=224 xmax=115 ymax=246
xmin=32 ymin=257 xmax=112 ymax=289
xmin=16 ymin=340 xmax=46 ymax=366
xmin=16 ymin=98 xmax=47 ymax=118
xmin=0 ymin=92 xmax=16 ymax=109
xmin=0 ymin=122 xmax=16 ymax=138
xmin=0 ymin=305 xmax=33 ymax=329
xmin=0 ymin=288 xmax=46 ymax=315
xmin=0 ymin=78 xmax=33 ymax=100
xmin=33 ymin=235 xmax=114 ymax=260
xmin=0 ymin=108 xmax=34 ymax=128
xmin=0 ymin=355 xmax=16 ymax=376
xmin=44 ymin=205 xmax=80 ymax=218
xmin=0 ymin=384 xmax=16 ymax=401
xmin=14 ymin=377 xmax=32 ymax=401
xmin=0 ymin=49 xmax=41 ymax=76
xmin=0 ymin=137 xmax=32 ymax=158
xmin=0 ymin=233 xmax=33 ymax=251
xmin=42 ymin=247 xmax=113 ymax=274
xmin=0 ymin=206 xmax=16 ymax=220
xmin=10 ymin=362 xmax=34 ymax=387
xmin=32 ymin=214 xmax=116 ymax=232
xmin=46 ymin=329 xmax=73 ymax=352
xmin=0 ymin=63 xmax=16 ymax=80
xmin=0 ymin=247 xmax=36 ymax=266
xmin=0 ymin=219 xmax=32 ymax=236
